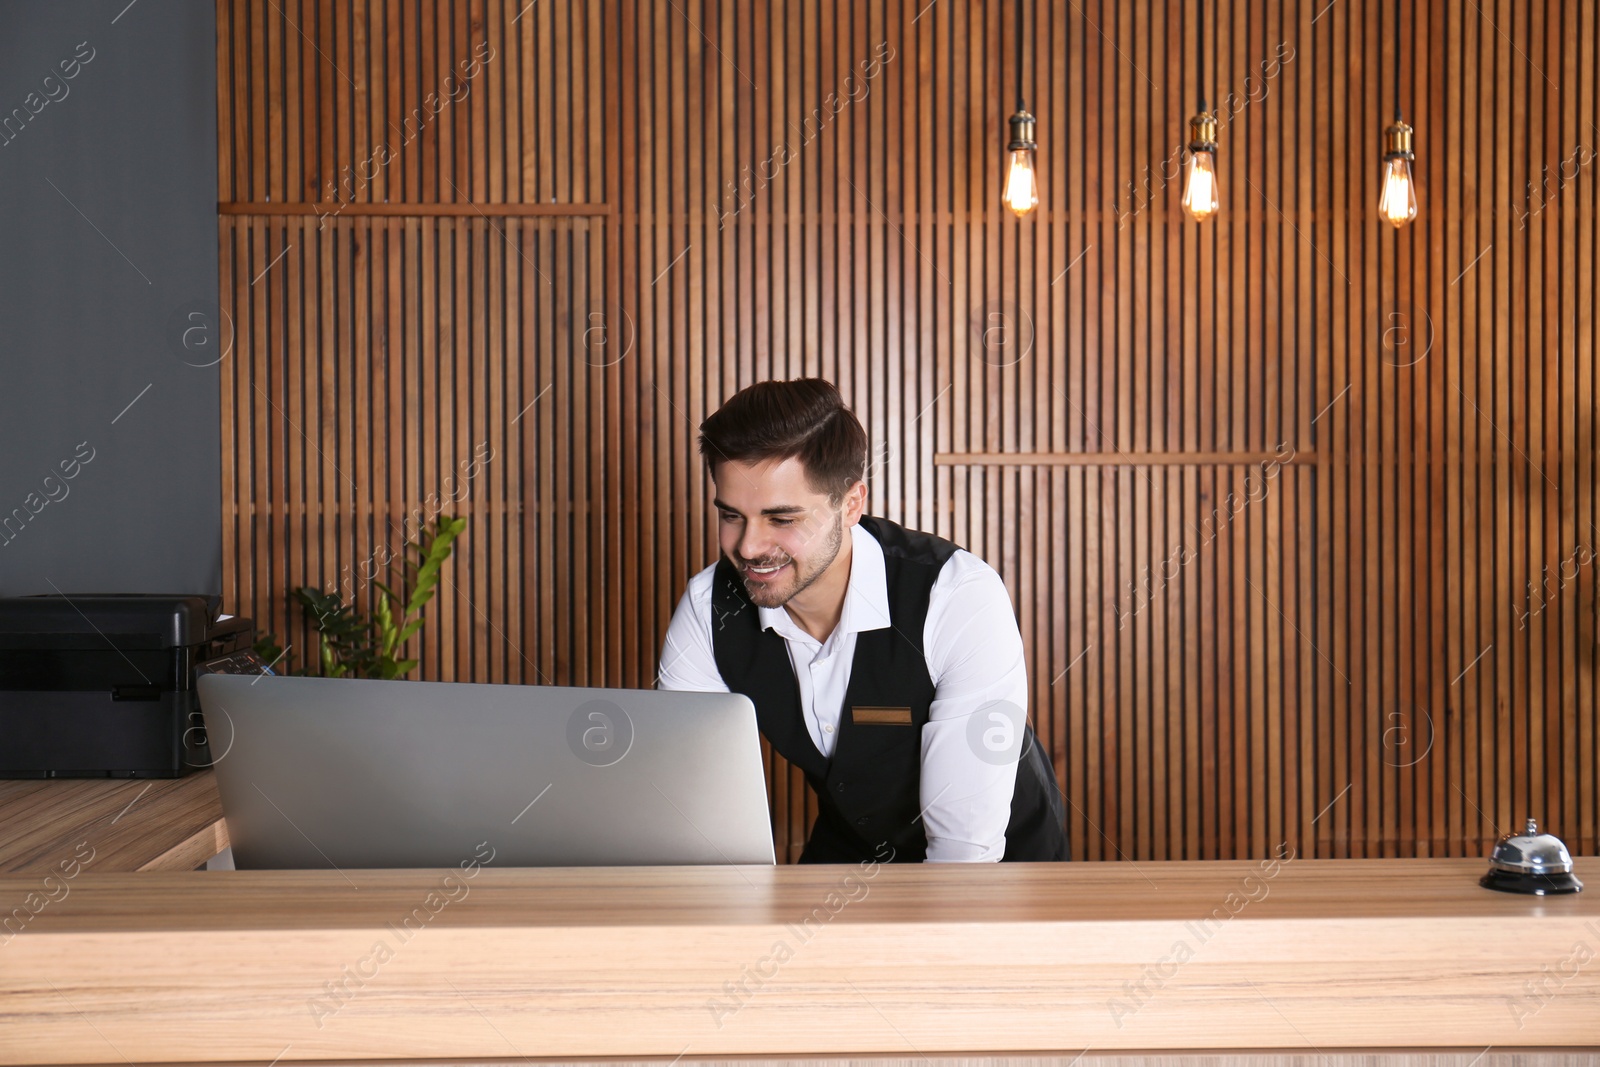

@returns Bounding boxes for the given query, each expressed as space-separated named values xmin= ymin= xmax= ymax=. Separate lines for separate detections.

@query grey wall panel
xmin=0 ymin=0 xmax=220 ymax=597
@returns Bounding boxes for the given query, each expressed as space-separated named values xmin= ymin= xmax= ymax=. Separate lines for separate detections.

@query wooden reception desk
xmin=1 ymin=775 xmax=1597 ymax=1065
xmin=0 ymin=772 xmax=228 ymax=875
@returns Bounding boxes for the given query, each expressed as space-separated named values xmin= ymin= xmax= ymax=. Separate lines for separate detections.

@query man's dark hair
xmin=698 ymin=378 xmax=868 ymax=506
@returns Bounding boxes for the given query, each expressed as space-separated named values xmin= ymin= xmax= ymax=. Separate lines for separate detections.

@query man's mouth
xmin=744 ymin=561 xmax=788 ymax=581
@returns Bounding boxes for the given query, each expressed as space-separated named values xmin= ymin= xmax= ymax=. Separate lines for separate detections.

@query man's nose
xmin=737 ymin=524 xmax=773 ymax=562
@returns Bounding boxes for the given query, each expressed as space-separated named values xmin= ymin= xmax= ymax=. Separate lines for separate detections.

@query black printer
xmin=0 ymin=595 xmax=263 ymax=778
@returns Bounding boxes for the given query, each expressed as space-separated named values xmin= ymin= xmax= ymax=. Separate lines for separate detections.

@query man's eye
xmin=771 ymin=519 xmax=793 ymax=527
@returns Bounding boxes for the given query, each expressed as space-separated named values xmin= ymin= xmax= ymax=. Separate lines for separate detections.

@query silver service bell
xmin=1479 ymin=817 xmax=1584 ymax=895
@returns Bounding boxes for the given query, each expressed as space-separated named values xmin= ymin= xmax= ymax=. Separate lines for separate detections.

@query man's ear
xmin=843 ymin=479 xmax=868 ymax=523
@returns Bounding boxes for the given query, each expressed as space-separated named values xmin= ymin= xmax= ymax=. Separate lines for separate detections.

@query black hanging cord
xmin=1016 ymin=0 xmax=1025 ymax=110
xmin=1393 ymin=0 xmax=1403 ymax=121
xmin=1198 ymin=0 xmax=1207 ymax=112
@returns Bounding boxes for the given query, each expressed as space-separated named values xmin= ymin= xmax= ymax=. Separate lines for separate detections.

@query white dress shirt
xmin=656 ymin=521 xmax=1029 ymax=862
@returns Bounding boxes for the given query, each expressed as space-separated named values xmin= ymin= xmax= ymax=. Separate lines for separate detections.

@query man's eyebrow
xmin=712 ymin=498 xmax=809 ymax=516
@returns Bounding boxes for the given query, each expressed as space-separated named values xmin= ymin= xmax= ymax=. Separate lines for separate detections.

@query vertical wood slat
xmin=219 ymin=0 xmax=1600 ymax=863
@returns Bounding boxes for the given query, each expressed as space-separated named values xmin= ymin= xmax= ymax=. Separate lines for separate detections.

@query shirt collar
xmin=757 ymin=520 xmax=892 ymax=638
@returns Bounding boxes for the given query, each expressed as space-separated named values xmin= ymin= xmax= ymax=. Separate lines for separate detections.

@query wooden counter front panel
xmin=1 ymin=860 xmax=1597 ymax=1064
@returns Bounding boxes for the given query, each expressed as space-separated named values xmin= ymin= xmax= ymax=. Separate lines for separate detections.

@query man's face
xmin=712 ymin=456 xmax=853 ymax=609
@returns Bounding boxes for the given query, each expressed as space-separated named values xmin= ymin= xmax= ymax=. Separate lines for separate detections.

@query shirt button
xmin=824 ymin=724 xmax=834 ymax=733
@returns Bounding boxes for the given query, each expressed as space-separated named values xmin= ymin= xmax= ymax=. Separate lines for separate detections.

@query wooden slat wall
xmin=219 ymin=0 xmax=1600 ymax=863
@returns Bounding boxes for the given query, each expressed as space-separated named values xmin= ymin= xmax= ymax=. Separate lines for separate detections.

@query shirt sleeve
xmin=917 ymin=553 xmax=1029 ymax=862
xmin=656 ymin=578 xmax=731 ymax=693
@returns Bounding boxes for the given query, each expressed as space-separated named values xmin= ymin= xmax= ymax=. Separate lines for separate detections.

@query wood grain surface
xmin=2 ymin=858 xmax=1597 ymax=1062
xmin=0 ymin=773 xmax=227 ymax=874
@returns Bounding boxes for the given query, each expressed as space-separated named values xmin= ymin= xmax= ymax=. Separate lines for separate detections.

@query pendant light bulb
xmin=1004 ymin=110 xmax=1039 ymax=218
xmin=1379 ymin=121 xmax=1417 ymax=228
xmin=1182 ymin=112 xmax=1220 ymax=223
xmin=1380 ymin=2 xmax=1418 ymax=228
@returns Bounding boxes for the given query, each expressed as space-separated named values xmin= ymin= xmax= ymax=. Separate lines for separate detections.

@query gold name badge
xmin=851 ymin=706 xmax=913 ymax=726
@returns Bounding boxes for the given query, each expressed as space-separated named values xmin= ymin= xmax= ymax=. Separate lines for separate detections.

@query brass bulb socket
xmin=1383 ymin=120 xmax=1415 ymax=160
xmin=1007 ymin=109 xmax=1037 ymax=152
xmin=1188 ymin=111 xmax=1218 ymax=153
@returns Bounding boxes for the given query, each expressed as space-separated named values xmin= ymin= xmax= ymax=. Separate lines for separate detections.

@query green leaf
xmin=275 ymin=515 xmax=467 ymax=681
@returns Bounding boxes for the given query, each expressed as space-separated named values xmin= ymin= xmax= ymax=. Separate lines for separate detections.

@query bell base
xmin=1479 ymin=868 xmax=1584 ymax=895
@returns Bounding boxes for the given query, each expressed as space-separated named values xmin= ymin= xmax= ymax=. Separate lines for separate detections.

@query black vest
xmin=709 ymin=514 xmax=1070 ymax=863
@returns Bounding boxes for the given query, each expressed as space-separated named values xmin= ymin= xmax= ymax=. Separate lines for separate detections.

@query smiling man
xmin=657 ymin=378 xmax=1069 ymax=863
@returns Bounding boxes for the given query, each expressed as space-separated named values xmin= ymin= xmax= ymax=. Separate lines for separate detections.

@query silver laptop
xmin=195 ymin=674 xmax=775 ymax=868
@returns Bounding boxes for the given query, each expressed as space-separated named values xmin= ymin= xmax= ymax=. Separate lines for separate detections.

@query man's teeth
xmin=750 ymin=563 xmax=784 ymax=573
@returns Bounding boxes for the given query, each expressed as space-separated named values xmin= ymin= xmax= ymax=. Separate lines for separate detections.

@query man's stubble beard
xmin=743 ymin=508 xmax=844 ymax=609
